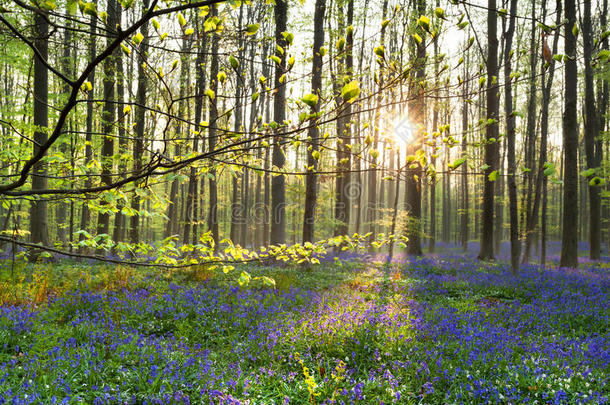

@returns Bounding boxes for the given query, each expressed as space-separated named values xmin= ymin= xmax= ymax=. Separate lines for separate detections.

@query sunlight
xmin=393 ymin=116 xmax=417 ymax=145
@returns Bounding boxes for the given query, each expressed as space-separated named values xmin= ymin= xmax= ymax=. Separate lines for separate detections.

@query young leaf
xmin=341 ymin=80 xmax=360 ymax=103
xmin=448 ymin=157 xmax=466 ymax=170
xmin=177 ymin=13 xmax=186 ymax=27
xmin=417 ymin=15 xmax=431 ymax=31
xmin=301 ymin=93 xmax=318 ymax=108
xmin=229 ymin=55 xmax=239 ymax=69
xmin=245 ymin=23 xmax=260 ymax=35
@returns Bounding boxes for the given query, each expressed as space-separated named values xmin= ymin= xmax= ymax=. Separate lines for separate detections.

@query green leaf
xmin=589 ymin=177 xmax=605 ymax=187
xmin=301 ymin=93 xmax=318 ymax=108
xmin=488 ymin=170 xmax=499 ymax=181
xmin=177 ymin=12 xmax=186 ymax=27
xmin=341 ymin=80 xmax=360 ymax=103
xmin=448 ymin=157 xmax=466 ymax=170
xmin=245 ymin=23 xmax=260 ymax=35
xmin=80 ymin=2 xmax=97 ymax=16
xmin=417 ymin=15 xmax=431 ymax=31
xmin=229 ymin=55 xmax=239 ymax=69
xmin=132 ymin=32 xmax=143 ymax=45
xmin=67 ymin=0 xmax=77 ymax=14
xmin=434 ymin=7 xmax=445 ymax=19
xmin=282 ymin=31 xmax=294 ymax=45
xmin=580 ymin=168 xmax=596 ymax=178
xmin=251 ymin=92 xmax=260 ymax=102
xmin=237 ymin=271 xmax=251 ymax=286
xmin=204 ymin=89 xmax=215 ymax=100
xmin=374 ymin=45 xmax=385 ymax=58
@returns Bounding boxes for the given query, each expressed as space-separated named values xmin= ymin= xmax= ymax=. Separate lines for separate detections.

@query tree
xmin=560 ymin=0 xmax=579 ymax=267
xmin=303 ymin=0 xmax=326 ymax=243
xmin=97 ymin=0 xmax=119 ymax=242
xmin=271 ymin=0 xmax=288 ymax=245
xmin=207 ymin=5 xmax=221 ymax=247
xmin=29 ymin=5 xmax=50 ymax=250
xmin=478 ymin=0 xmax=500 ymax=261
xmin=405 ymin=0 xmax=426 ymax=256
xmin=503 ymin=0 xmax=519 ymax=273
xmin=129 ymin=0 xmax=150 ymax=245
xmin=582 ymin=0 xmax=602 ymax=260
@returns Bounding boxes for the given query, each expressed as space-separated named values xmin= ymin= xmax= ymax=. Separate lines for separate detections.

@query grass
xmin=0 ymin=255 xmax=608 ymax=404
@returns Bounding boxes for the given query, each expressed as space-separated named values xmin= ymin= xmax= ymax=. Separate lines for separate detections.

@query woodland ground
xmin=0 ymin=250 xmax=608 ymax=404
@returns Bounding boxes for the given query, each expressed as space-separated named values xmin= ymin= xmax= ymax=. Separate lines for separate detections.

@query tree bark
xmin=582 ymin=0 xmax=602 ymax=260
xmin=503 ymin=0 xmax=519 ymax=273
xmin=270 ymin=0 xmax=288 ymax=245
xmin=478 ymin=0 xmax=499 ymax=260
xmin=30 ymin=7 xmax=50 ymax=250
xmin=560 ymin=0 xmax=579 ymax=268
xmin=129 ymin=0 xmax=149 ymax=244
xmin=303 ymin=0 xmax=326 ymax=243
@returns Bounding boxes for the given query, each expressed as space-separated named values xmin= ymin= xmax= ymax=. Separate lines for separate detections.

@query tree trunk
xmin=460 ymin=62 xmax=469 ymax=252
xmin=560 ymin=0 xmax=579 ymax=268
xmin=405 ymin=0 xmax=425 ymax=256
xmin=503 ymin=0 xmax=519 ymax=273
xmin=303 ymin=0 xmax=326 ymax=243
xmin=207 ymin=5 xmax=221 ymax=248
xmin=30 ymin=8 xmax=50 ymax=250
xmin=129 ymin=0 xmax=149 ymax=245
xmin=270 ymin=0 xmax=288 ymax=245
xmin=478 ymin=0 xmax=499 ymax=260
xmin=582 ymin=0 xmax=602 ymax=260
xmin=523 ymin=0 xmax=561 ymax=265
xmin=79 ymin=8 xmax=98 ymax=252
xmin=96 ymin=0 xmax=118 ymax=241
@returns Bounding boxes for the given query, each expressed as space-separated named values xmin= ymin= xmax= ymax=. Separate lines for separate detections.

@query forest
xmin=0 ymin=0 xmax=608 ymax=403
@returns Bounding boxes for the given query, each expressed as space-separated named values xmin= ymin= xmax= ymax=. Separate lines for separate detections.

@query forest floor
xmin=0 ymin=253 xmax=608 ymax=404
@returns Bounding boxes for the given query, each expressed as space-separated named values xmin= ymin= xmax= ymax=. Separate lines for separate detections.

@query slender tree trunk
xmin=560 ymin=0 xmax=579 ymax=267
xmin=56 ymin=10 xmax=73 ymax=246
xmin=303 ymin=0 xmax=326 ymax=243
xmin=79 ymin=8 xmax=98 ymax=252
xmin=207 ymin=5 xmax=221 ymax=247
xmin=270 ymin=0 xmax=288 ymax=245
xmin=460 ymin=63 xmax=469 ymax=251
xmin=503 ymin=0 xmax=519 ymax=273
xmin=112 ymin=7 xmax=126 ymax=245
xmin=582 ymin=0 xmax=602 ymax=260
xmin=230 ymin=4 xmax=245 ymax=245
xmin=97 ymin=0 xmax=118 ymax=241
xmin=523 ymin=0 xmax=561 ymax=264
xmin=129 ymin=0 xmax=149 ymax=244
xmin=30 ymin=8 xmax=50 ymax=250
xmin=478 ymin=0 xmax=499 ymax=260
xmin=405 ymin=0 xmax=425 ymax=256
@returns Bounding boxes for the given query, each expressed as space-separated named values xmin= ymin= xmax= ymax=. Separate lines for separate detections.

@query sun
xmin=393 ymin=116 xmax=416 ymax=145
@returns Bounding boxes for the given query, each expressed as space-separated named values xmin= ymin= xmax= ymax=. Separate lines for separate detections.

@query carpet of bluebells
xmin=0 ymin=253 xmax=608 ymax=404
